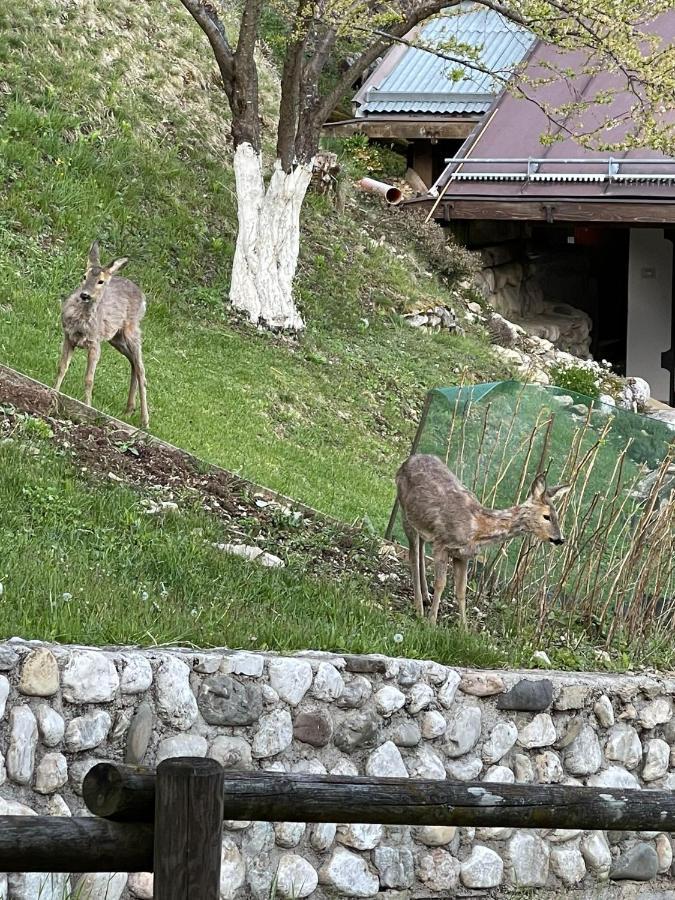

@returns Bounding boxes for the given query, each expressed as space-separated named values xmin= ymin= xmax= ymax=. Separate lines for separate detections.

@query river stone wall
xmin=0 ymin=640 xmax=674 ymax=899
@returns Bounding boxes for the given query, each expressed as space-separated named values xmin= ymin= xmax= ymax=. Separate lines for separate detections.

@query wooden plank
xmin=153 ymin=758 xmax=225 ymax=900
xmin=0 ymin=816 xmax=153 ymax=872
xmin=322 ymin=119 xmax=478 ymax=140
xmin=412 ymin=198 xmax=675 ymax=224
xmin=84 ymin=766 xmax=675 ymax=832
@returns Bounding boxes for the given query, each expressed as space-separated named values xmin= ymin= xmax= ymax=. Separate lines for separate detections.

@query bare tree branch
xmin=178 ymin=0 xmax=235 ymax=97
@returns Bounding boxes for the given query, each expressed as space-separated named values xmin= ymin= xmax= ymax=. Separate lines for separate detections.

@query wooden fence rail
xmin=83 ymin=763 xmax=675 ymax=832
xmin=1 ymin=758 xmax=674 ymax=898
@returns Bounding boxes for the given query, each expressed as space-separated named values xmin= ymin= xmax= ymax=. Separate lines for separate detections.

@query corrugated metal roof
xmin=359 ymin=5 xmax=534 ymax=116
xmin=431 ymin=9 xmax=675 ymax=202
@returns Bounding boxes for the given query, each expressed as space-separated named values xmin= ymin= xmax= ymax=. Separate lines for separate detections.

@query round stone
xmin=155 ymin=656 xmax=197 ymax=730
xmin=319 ymin=847 xmax=379 ymax=897
xmin=276 ymin=854 xmax=318 ymax=899
xmin=374 ymin=685 xmax=406 ymax=717
xmin=420 ymin=711 xmax=446 ymax=740
xmin=19 ymin=649 xmax=59 ymax=697
xmin=198 ymin=674 xmax=262 ymax=727
xmin=483 ymin=721 xmax=518 ymax=765
xmin=156 ymin=734 xmax=207 ymax=765
xmin=209 ymin=736 xmax=253 ymax=770
xmin=220 ymin=838 xmax=246 ymax=899
xmin=460 ymin=846 xmax=504 ymax=888
xmin=550 ymin=846 xmax=586 ymax=885
xmin=605 ymin=724 xmax=642 ymax=769
xmin=563 ymin=724 xmax=603 ymax=775
xmin=65 ymin=711 xmax=111 ymax=753
xmin=337 ymin=823 xmax=382 ymax=851
xmin=120 ymin=655 xmax=153 ymax=694
xmin=444 ymin=706 xmax=482 ymax=757
xmin=408 ymin=683 xmax=434 ymax=714
xmin=293 ymin=709 xmax=333 ymax=747
xmin=417 ymin=849 xmax=461 ymax=891
xmin=642 ymin=738 xmax=669 ymax=781
xmin=36 ymin=706 xmax=65 ymax=748
xmin=517 ymin=713 xmax=556 ymax=749
xmin=312 ymin=662 xmax=344 ymax=701
xmin=269 ymin=658 xmax=313 ymax=706
xmin=62 ymin=650 xmax=119 ymax=703
xmin=34 ymin=752 xmax=68 ymax=794
xmin=414 ymin=826 xmax=457 ymax=847
xmin=274 ymin=822 xmax=306 ymax=849
xmin=438 ymin=671 xmax=461 ymax=708
xmin=508 ymin=832 xmax=550 ymax=887
xmin=252 ymin=709 xmax=293 ymax=758
xmin=365 ymin=741 xmax=407 ymax=778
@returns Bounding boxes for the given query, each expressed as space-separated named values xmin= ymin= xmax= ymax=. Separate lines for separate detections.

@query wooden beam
xmin=411 ymin=198 xmax=675 ymax=225
xmin=322 ymin=119 xmax=478 ymax=140
xmin=0 ymin=816 xmax=153 ymax=872
xmin=84 ymin=766 xmax=675 ymax=832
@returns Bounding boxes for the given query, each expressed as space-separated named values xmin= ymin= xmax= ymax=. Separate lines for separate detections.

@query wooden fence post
xmin=153 ymin=757 xmax=225 ymax=900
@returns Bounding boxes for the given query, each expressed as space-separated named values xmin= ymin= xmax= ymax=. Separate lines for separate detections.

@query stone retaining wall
xmin=0 ymin=639 xmax=674 ymax=899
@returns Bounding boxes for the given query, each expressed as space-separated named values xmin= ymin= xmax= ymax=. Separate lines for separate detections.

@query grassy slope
xmin=0 ymin=0 xmax=506 ymax=536
xmin=0 ymin=408 xmax=504 ymax=667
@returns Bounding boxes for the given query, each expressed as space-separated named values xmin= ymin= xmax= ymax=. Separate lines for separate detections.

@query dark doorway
xmin=529 ymin=226 xmax=630 ymax=374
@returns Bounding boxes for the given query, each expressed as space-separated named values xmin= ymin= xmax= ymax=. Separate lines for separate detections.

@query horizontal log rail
xmin=0 ymin=817 xmax=153 ymax=872
xmin=84 ymin=764 xmax=675 ymax=832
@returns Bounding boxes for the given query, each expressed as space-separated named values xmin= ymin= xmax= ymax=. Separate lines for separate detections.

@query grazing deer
xmin=395 ymin=454 xmax=571 ymax=627
xmin=54 ymin=241 xmax=149 ymax=428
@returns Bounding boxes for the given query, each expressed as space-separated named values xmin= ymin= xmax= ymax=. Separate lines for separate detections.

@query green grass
xmin=0 ymin=412 xmax=507 ymax=667
xmin=0 ymin=0 xmax=507 ymax=539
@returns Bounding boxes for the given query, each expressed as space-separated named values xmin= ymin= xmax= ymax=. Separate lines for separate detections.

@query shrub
xmin=392 ymin=208 xmax=482 ymax=283
xmin=549 ymin=362 xmax=601 ymax=398
xmin=339 ymin=134 xmax=406 ymax=180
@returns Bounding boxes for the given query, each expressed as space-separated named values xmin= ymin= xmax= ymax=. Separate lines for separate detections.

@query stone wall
xmin=1 ymin=640 xmax=675 ymax=899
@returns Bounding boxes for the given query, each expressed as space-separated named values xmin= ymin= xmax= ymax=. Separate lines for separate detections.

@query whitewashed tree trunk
xmin=230 ymin=142 xmax=312 ymax=331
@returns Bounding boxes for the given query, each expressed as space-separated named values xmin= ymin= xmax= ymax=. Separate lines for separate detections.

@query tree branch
xmin=178 ymin=0 xmax=235 ymax=97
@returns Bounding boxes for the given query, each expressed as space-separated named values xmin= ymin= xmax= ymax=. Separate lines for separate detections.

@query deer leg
xmin=429 ymin=546 xmax=449 ymax=625
xmin=125 ymin=330 xmax=149 ymax=428
xmin=418 ymin=538 xmax=430 ymax=608
xmin=54 ymin=338 xmax=75 ymax=393
xmin=403 ymin=519 xmax=424 ymax=617
xmin=453 ymin=556 xmax=469 ymax=629
xmin=83 ymin=343 xmax=101 ymax=408
xmin=109 ymin=333 xmax=137 ymax=414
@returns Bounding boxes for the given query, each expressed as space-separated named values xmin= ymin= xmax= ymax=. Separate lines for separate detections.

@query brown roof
xmin=424 ymin=11 xmax=675 ymax=218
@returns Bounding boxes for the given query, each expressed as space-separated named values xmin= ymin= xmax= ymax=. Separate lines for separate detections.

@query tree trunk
xmin=230 ymin=143 xmax=311 ymax=331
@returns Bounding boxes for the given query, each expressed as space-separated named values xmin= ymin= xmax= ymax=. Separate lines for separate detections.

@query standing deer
xmin=54 ymin=241 xmax=149 ymax=428
xmin=396 ymin=454 xmax=571 ymax=627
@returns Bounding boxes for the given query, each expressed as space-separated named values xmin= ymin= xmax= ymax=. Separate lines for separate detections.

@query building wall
xmin=627 ymin=229 xmax=673 ymax=402
xmin=1 ymin=639 xmax=675 ymax=898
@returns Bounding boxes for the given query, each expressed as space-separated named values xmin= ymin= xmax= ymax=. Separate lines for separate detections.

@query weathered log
xmin=153 ymin=757 xmax=225 ymax=899
xmin=83 ymin=762 xmax=156 ymax=822
xmin=0 ymin=816 xmax=153 ymax=872
xmin=84 ymin=765 xmax=675 ymax=832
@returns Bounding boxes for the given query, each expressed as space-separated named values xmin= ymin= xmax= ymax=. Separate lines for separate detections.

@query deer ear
xmin=107 ymin=257 xmax=128 ymax=275
xmin=547 ymin=483 xmax=572 ymax=501
xmin=528 ymin=474 xmax=547 ymax=502
xmin=88 ymin=240 xmax=100 ymax=268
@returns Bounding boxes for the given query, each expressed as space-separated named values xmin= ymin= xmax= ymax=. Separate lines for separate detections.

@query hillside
xmin=0 ymin=0 xmax=509 ymax=534
xmin=0 ymin=366 xmax=506 ymax=666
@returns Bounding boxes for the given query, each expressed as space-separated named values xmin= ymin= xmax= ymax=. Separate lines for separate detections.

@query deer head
xmin=78 ymin=240 xmax=128 ymax=305
xmin=524 ymin=475 xmax=572 ymax=545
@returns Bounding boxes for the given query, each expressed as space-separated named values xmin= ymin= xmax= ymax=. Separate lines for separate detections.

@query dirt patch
xmin=0 ymin=367 xmax=410 ymax=606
